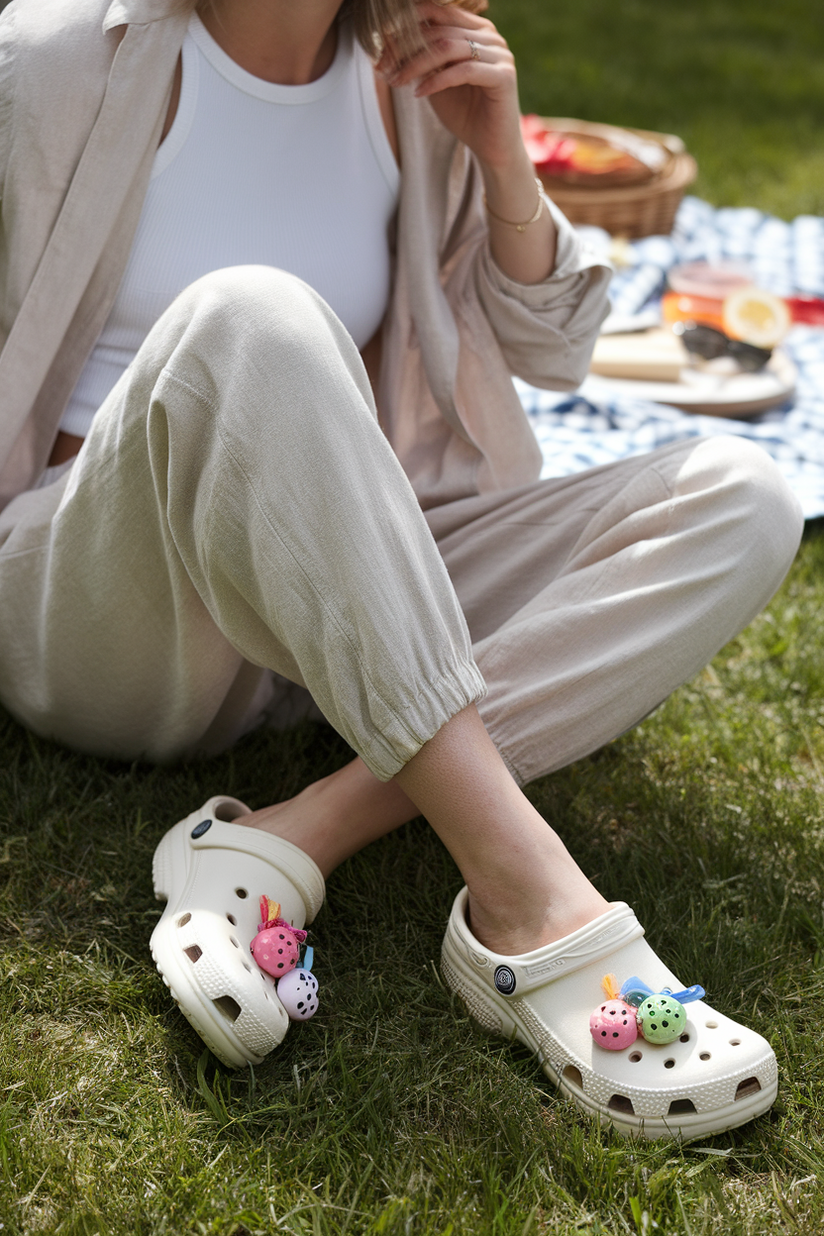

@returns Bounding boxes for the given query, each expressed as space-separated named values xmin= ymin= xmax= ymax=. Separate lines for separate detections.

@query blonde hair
xmin=342 ymin=0 xmax=489 ymax=61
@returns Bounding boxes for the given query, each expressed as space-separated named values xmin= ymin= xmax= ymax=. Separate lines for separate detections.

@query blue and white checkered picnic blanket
xmin=517 ymin=196 xmax=824 ymax=519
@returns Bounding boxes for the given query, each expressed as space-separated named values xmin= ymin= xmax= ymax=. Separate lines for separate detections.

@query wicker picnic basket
xmin=536 ymin=118 xmax=698 ymax=238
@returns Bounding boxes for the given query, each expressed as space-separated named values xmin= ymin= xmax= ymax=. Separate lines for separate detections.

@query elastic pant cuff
xmin=358 ymin=659 xmax=488 ymax=781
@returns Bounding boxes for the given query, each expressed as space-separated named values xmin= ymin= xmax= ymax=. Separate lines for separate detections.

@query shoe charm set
xmin=590 ymin=974 xmax=704 ymax=1050
xmin=250 ymin=895 xmax=319 ymax=1021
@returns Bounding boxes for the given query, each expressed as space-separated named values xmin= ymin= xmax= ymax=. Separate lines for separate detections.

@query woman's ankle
xmin=466 ymin=884 xmax=611 ymax=956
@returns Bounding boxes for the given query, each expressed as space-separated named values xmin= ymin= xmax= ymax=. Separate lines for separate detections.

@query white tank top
xmin=61 ymin=14 xmax=399 ymax=438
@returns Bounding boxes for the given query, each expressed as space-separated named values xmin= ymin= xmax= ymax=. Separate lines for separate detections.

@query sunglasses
xmin=672 ymin=321 xmax=772 ymax=372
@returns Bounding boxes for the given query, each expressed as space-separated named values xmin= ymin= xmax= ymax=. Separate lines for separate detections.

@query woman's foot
xmin=442 ymin=888 xmax=778 ymax=1139
xmin=465 ymin=882 xmax=610 ymax=957
xmin=239 ymin=757 xmax=418 ymax=878
xmin=150 ymin=796 xmax=325 ymax=1067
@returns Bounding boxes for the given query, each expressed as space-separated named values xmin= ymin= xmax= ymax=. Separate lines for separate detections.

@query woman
xmin=0 ymin=0 xmax=803 ymax=1137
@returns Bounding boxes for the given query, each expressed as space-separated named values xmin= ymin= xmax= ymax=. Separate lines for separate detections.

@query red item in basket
xmin=520 ymin=116 xmax=577 ymax=175
xmin=519 ymin=115 xmax=650 ymax=180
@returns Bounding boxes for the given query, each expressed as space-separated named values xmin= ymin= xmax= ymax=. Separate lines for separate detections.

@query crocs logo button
xmin=494 ymin=965 xmax=517 ymax=995
xmin=191 ymin=819 xmax=212 ymax=838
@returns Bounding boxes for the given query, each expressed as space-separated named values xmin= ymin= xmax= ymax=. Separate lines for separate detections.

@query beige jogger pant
xmin=0 ymin=267 xmax=805 ymax=784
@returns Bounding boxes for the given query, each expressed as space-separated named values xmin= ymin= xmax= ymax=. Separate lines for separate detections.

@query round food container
xmin=668 ymin=261 xmax=754 ymax=299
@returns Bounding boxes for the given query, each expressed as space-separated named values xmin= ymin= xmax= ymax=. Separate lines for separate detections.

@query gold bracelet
xmin=483 ymin=178 xmax=545 ymax=233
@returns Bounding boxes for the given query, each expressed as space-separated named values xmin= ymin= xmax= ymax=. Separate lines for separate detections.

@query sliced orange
xmin=722 ymin=287 xmax=790 ymax=348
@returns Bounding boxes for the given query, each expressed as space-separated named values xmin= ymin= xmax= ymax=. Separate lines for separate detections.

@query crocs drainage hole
xmin=628 ymin=1051 xmax=643 ymax=1063
xmin=699 ymin=1052 xmax=711 ymax=1061
xmin=668 ymin=1098 xmax=696 ymax=1116
xmin=183 ymin=945 xmax=202 ymax=963
xmin=608 ymin=1094 xmax=635 ymax=1116
xmin=230 ymin=937 xmax=240 ymax=949
xmin=235 ymin=888 xmax=248 ymax=899
xmin=680 ymin=1033 xmax=690 ymax=1043
xmin=177 ymin=913 xmax=191 ymax=928
xmin=664 ymin=1059 xmax=676 ymax=1069
xmin=563 ymin=1065 xmax=583 ymax=1090
xmin=735 ymin=1077 xmax=762 ymax=1101
xmin=213 ymin=995 xmax=242 ymax=1022
xmin=729 ymin=1038 xmax=741 ymax=1046
xmin=705 ymin=1020 xmax=718 ymax=1029
xmin=226 ymin=914 xmax=237 ymax=925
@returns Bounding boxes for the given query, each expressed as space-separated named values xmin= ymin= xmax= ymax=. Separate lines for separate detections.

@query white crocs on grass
xmin=441 ymin=888 xmax=777 ymax=1140
xmin=150 ymin=796 xmax=325 ymax=1067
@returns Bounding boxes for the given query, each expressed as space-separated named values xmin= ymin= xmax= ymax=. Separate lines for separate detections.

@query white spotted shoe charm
xmin=277 ymin=948 xmax=319 ymax=1020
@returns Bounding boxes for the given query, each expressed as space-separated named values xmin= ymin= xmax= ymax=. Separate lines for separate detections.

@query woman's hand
xmin=377 ymin=0 xmax=557 ymax=284
xmin=377 ymin=0 xmax=522 ymax=172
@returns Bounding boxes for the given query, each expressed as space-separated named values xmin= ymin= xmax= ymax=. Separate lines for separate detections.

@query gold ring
xmin=467 ymin=39 xmax=480 ymax=60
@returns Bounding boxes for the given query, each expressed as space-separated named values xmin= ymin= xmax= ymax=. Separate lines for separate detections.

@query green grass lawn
xmin=502 ymin=0 xmax=824 ymax=220
xmin=3 ymin=1 xmax=824 ymax=1233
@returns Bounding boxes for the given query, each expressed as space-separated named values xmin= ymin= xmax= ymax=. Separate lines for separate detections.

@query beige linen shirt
xmin=0 ymin=0 xmax=611 ymax=512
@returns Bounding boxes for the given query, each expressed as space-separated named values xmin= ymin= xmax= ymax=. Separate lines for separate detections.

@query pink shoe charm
xmin=250 ymin=895 xmax=319 ymax=1021
xmin=589 ymin=975 xmax=639 ymax=1050
xmin=590 ymin=974 xmax=704 ymax=1050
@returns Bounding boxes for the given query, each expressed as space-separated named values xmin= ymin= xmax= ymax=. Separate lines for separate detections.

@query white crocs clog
xmin=150 ymin=796 xmax=325 ymax=1068
xmin=441 ymin=888 xmax=777 ymax=1140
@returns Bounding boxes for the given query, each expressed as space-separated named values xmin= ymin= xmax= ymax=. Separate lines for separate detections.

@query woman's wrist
xmin=479 ymin=150 xmax=544 ymax=221
xmin=479 ymin=155 xmax=558 ymax=285
xmin=484 ymin=177 xmax=544 ymax=233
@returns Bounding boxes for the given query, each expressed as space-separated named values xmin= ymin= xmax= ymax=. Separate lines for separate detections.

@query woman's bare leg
xmin=242 ymin=704 xmax=609 ymax=955
xmin=393 ymin=705 xmax=609 ymax=953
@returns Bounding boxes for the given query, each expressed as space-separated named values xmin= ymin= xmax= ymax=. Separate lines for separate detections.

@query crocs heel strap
xmin=450 ymin=889 xmax=645 ymax=996
xmin=153 ymin=795 xmax=252 ymax=903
